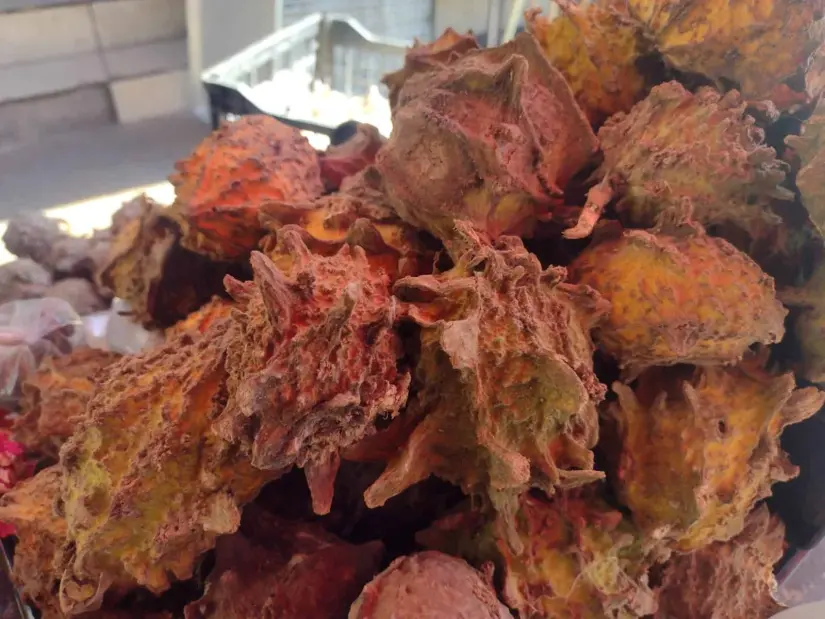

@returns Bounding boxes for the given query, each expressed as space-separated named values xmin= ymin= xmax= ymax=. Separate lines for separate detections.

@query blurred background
xmin=0 ymin=0 xmax=559 ymax=263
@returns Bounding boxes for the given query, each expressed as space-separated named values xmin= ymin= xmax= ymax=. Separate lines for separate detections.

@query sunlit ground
xmin=0 ymin=182 xmax=174 ymax=265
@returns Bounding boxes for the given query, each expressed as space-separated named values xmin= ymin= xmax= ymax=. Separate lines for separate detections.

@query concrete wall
xmin=0 ymin=0 xmax=190 ymax=148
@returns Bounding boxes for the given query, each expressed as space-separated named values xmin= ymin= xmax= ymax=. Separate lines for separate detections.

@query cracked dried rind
xmin=566 ymin=82 xmax=790 ymax=240
xmin=627 ymin=0 xmax=825 ymax=100
xmin=654 ymin=506 xmax=785 ymax=619
xmin=349 ymin=551 xmax=513 ymax=619
xmin=99 ymin=196 xmax=239 ymax=328
xmin=169 ymin=115 xmax=323 ymax=260
xmin=58 ymin=321 xmax=272 ymax=615
xmin=376 ymin=33 xmax=598 ymax=243
xmin=382 ymin=28 xmax=480 ymax=112
xmin=787 ymin=98 xmax=825 ymax=237
xmin=184 ymin=507 xmax=383 ymax=619
xmin=214 ymin=233 xmax=410 ymax=515
xmin=419 ymin=494 xmax=660 ymax=619
xmin=526 ymin=2 xmax=651 ymax=126
xmin=260 ymin=167 xmax=434 ymax=281
xmin=612 ymin=356 xmax=823 ymax=551
xmin=363 ymin=226 xmax=608 ymax=534
xmin=568 ymin=223 xmax=787 ymax=374
xmin=15 ymin=347 xmax=120 ymax=458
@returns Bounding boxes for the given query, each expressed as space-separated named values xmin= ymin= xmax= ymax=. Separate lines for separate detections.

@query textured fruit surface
xmin=170 ymin=116 xmax=323 ymax=260
xmin=214 ymin=234 xmax=410 ymax=515
xmin=654 ymin=506 xmax=785 ymax=619
xmin=612 ymin=356 xmax=823 ymax=550
xmin=527 ymin=1 xmax=650 ymax=126
xmin=781 ymin=259 xmax=825 ymax=384
xmin=58 ymin=320 xmax=272 ymax=613
xmin=568 ymin=223 xmax=787 ymax=374
xmin=349 ymin=551 xmax=514 ymax=619
xmin=376 ymin=33 xmax=597 ymax=242
xmin=787 ymin=98 xmax=825 ymax=237
xmin=364 ymin=226 xmax=607 ymax=534
xmin=627 ymin=0 xmax=825 ymax=99
xmin=566 ymin=82 xmax=790 ymax=240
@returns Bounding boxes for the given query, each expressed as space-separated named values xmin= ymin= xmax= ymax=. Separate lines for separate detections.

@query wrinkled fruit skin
xmin=527 ymin=1 xmax=651 ymax=126
xmin=612 ymin=357 xmax=823 ymax=550
xmin=787 ymin=98 xmax=825 ymax=237
xmin=364 ymin=227 xmax=607 ymax=537
xmin=170 ymin=115 xmax=324 ymax=260
xmin=566 ymin=82 xmax=790 ymax=240
xmin=184 ymin=507 xmax=383 ymax=619
xmin=320 ymin=123 xmax=386 ymax=192
xmin=349 ymin=551 xmax=514 ymax=619
xmin=58 ymin=320 xmax=272 ymax=615
xmin=568 ymin=224 xmax=787 ymax=374
xmin=654 ymin=506 xmax=785 ymax=619
xmin=15 ymin=347 xmax=120 ymax=457
xmin=627 ymin=0 xmax=825 ymax=100
xmin=215 ymin=232 xmax=410 ymax=515
xmin=376 ymin=33 xmax=598 ymax=242
xmin=99 ymin=196 xmax=241 ymax=328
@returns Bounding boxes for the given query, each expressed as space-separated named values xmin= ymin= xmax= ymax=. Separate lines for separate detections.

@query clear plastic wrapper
xmin=0 ymin=298 xmax=84 ymax=405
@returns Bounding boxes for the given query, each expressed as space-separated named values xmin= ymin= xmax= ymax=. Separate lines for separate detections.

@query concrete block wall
xmin=0 ymin=0 xmax=190 ymax=149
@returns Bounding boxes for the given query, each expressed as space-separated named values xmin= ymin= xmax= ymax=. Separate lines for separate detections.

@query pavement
xmin=0 ymin=113 xmax=209 ymax=263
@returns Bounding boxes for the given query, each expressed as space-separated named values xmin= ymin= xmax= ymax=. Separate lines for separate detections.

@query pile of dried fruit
xmin=3 ymin=2 xmax=825 ymax=617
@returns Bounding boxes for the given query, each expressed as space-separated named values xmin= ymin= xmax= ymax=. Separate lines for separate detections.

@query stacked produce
xmin=3 ymin=1 xmax=825 ymax=617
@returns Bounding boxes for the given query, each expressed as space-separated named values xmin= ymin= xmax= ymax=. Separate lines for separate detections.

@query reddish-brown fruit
xmin=169 ymin=115 xmax=324 ymax=260
xmin=15 ymin=347 xmax=120 ymax=457
xmin=215 ymin=232 xmax=410 ymax=515
xmin=319 ymin=123 xmax=385 ymax=191
xmin=654 ymin=506 xmax=786 ymax=619
xmin=612 ymin=356 xmax=823 ymax=550
xmin=364 ymin=226 xmax=607 ymax=535
xmin=349 ymin=551 xmax=513 ymax=619
xmin=376 ymin=33 xmax=598 ymax=243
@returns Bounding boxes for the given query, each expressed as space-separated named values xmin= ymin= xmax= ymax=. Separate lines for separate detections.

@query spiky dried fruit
xmin=15 ymin=347 xmax=120 ymax=457
xmin=214 ymin=234 xmax=410 ymax=515
xmin=568 ymin=222 xmax=787 ymax=374
xmin=349 ymin=551 xmax=513 ymax=619
xmin=363 ymin=227 xmax=607 ymax=532
xmin=165 ymin=296 xmax=233 ymax=339
xmin=654 ymin=506 xmax=785 ymax=619
xmin=419 ymin=493 xmax=660 ymax=619
xmin=382 ymin=28 xmax=480 ymax=111
xmin=612 ymin=356 xmax=823 ymax=550
xmin=319 ymin=123 xmax=385 ymax=191
xmin=99 ymin=196 xmax=239 ymax=328
xmin=787 ymin=98 xmax=825 ymax=237
xmin=566 ymin=82 xmax=790 ymax=240
xmin=169 ymin=115 xmax=324 ymax=260
xmin=260 ymin=167 xmax=434 ymax=281
xmin=526 ymin=1 xmax=651 ymax=126
xmin=58 ymin=321 xmax=273 ymax=614
xmin=184 ymin=507 xmax=383 ymax=619
xmin=627 ymin=0 xmax=825 ymax=100
xmin=376 ymin=33 xmax=598 ymax=242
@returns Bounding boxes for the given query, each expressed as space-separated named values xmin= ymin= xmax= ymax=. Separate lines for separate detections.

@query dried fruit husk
xmin=376 ymin=33 xmax=598 ymax=243
xmin=349 ymin=551 xmax=513 ymax=619
xmin=626 ymin=0 xmax=825 ymax=100
xmin=214 ymin=232 xmax=410 ymax=515
xmin=781 ymin=259 xmax=825 ymax=384
xmin=419 ymin=492 xmax=661 ymax=619
xmin=183 ymin=506 xmax=383 ymax=619
xmin=382 ymin=28 xmax=480 ymax=112
xmin=363 ymin=226 xmax=607 ymax=537
xmin=15 ymin=347 xmax=120 ymax=458
xmin=319 ymin=123 xmax=385 ymax=192
xmin=57 ymin=320 xmax=273 ymax=615
xmin=611 ymin=355 xmax=824 ymax=551
xmin=568 ymin=221 xmax=787 ymax=375
xmin=169 ymin=115 xmax=324 ymax=260
xmin=787 ymin=97 xmax=825 ymax=237
xmin=566 ymin=82 xmax=791 ymax=241
xmin=526 ymin=1 xmax=652 ymax=126
xmin=654 ymin=506 xmax=785 ymax=619
xmin=99 ymin=196 xmax=240 ymax=328
xmin=259 ymin=167 xmax=434 ymax=281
